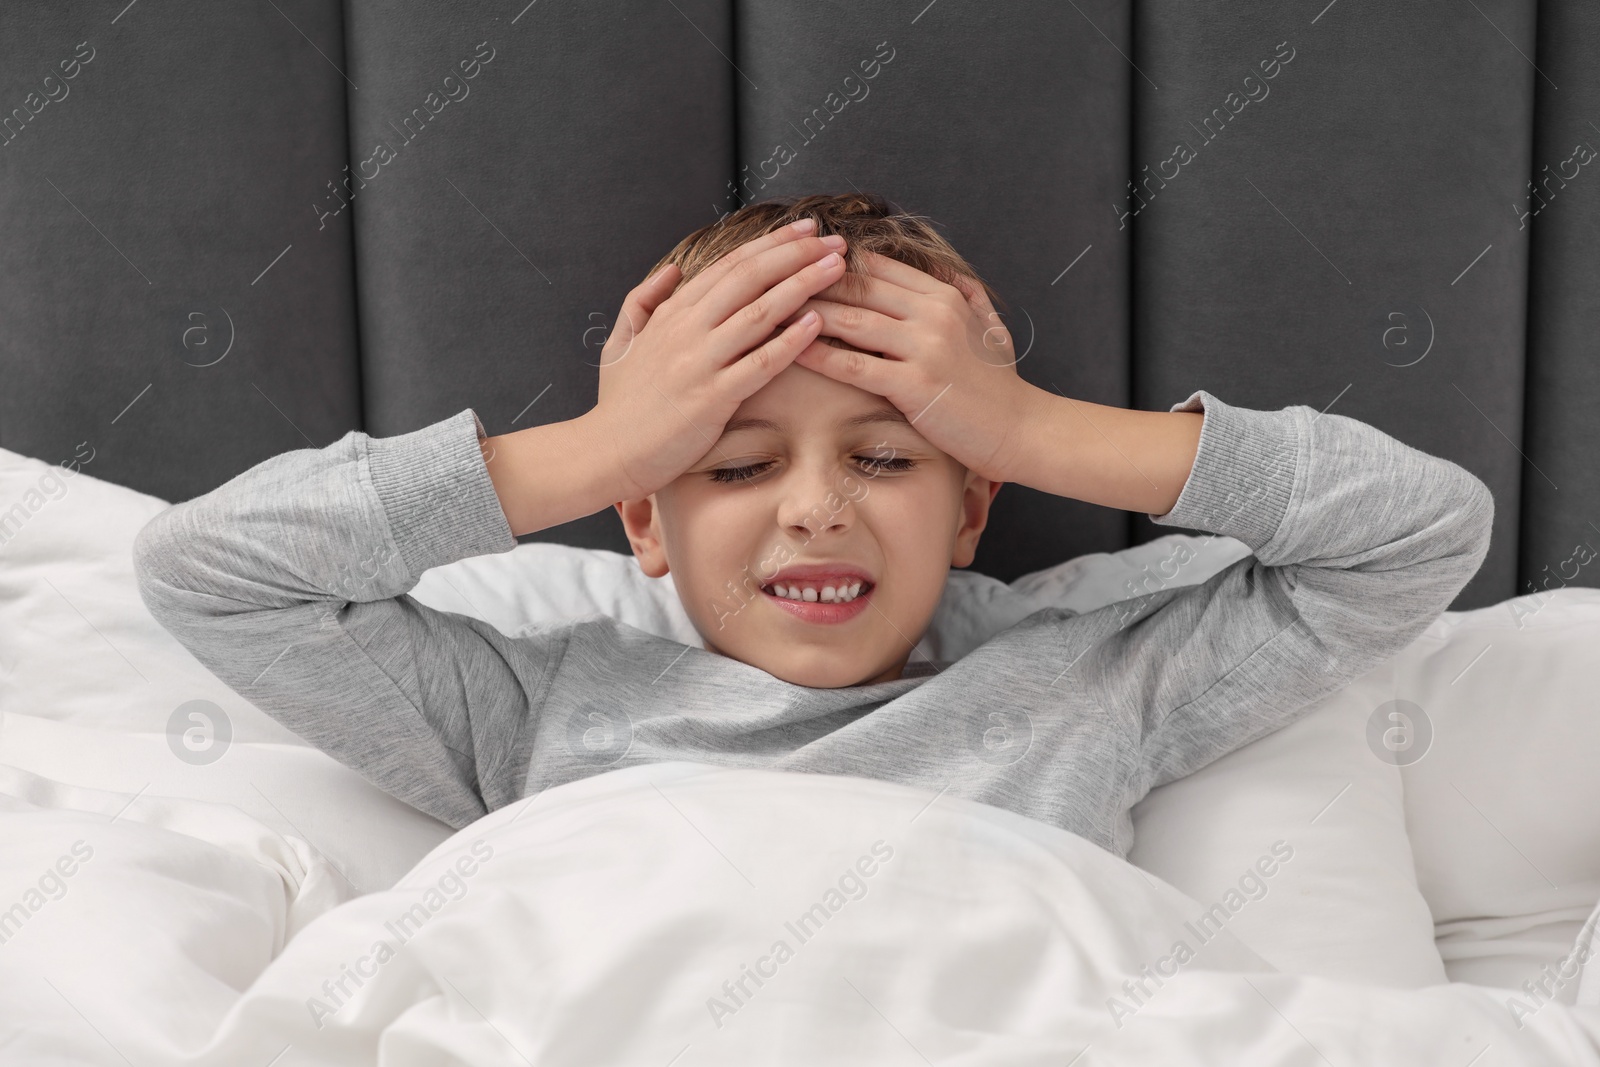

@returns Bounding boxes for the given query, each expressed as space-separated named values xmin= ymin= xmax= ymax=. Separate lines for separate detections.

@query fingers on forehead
xmin=674 ymin=224 xmax=806 ymax=302
xmin=726 ymin=229 xmax=833 ymax=289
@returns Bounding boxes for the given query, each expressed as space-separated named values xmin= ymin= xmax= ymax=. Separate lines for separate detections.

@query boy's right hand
xmin=588 ymin=220 xmax=847 ymax=500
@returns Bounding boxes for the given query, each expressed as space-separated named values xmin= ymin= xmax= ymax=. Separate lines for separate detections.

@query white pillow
xmin=0 ymin=449 xmax=290 ymax=739
xmin=0 ymin=448 xmax=454 ymax=892
xmin=1394 ymin=588 xmax=1600 ymax=992
xmin=1127 ymin=653 xmax=1446 ymax=988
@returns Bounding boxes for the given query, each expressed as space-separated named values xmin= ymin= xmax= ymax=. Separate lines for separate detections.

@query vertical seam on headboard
xmin=1124 ymin=0 xmax=1142 ymax=553
xmin=339 ymin=0 xmax=369 ymax=436
xmin=729 ymin=0 xmax=741 ymax=211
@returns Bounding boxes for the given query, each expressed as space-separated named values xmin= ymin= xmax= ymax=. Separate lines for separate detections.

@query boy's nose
xmin=776 ymin=467 xmax=856 ymax=535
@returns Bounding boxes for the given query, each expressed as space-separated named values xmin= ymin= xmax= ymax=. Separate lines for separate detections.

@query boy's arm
xmin=749 ymin=250 xmax=1490 ymax=794
xmin=132 ymin=409 xmax=618 ymax=829
xmin=1007 ymin=392 xmax=1204 ymax=516
xmin=1016 ymin=388 xmax=1494 ymax=793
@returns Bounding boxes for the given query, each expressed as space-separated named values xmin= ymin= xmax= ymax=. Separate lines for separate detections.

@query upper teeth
xmin=768 ymin=581 xmax=864 ymax=603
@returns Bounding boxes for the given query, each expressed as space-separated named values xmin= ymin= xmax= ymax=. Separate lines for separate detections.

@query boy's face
xmin=616 ymin=362 xmax=1000 ymax=688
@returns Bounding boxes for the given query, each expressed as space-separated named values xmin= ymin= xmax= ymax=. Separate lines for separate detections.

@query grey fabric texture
xmin=5 ymin=0 xmax=1585 ymax=609
xmin=0 ymin=0 xmax=362 ymax=503
xmin=132 ymin=391 xmax=1493 ymax=857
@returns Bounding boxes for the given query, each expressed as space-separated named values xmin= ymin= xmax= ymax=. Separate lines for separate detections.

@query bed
xmin=5 ymin=446 xmax=1600 ymax=1064
xmin=6 ymin=0 xmax=1600 ymax=1061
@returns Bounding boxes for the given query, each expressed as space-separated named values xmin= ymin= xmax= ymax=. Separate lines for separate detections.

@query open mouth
xmin=758 ymin=578 xmax=875 ymax=623
xmin=759 ymin=579 xmax=874 ymax=604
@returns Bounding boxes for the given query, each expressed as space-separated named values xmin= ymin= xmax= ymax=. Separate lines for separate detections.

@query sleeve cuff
xmin=1147 ymin=389 xmax=1303 ymax=552
xmin=363 ymin=408 xmax=518 ymax=576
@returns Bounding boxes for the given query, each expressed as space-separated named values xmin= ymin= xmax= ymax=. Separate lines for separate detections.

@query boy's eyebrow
xmin=721 ymin=409 xmax=911 ymax=436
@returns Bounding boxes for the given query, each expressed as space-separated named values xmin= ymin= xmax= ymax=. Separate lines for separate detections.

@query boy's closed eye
xmin=706 ymin=452 xmax=917 ymax=484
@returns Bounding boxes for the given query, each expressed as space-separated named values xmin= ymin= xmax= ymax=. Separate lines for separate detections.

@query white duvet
xmin=5 ymin=763 xmax=1600 ymax=1066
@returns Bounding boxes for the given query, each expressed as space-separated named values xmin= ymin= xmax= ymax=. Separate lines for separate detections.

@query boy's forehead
xmin=726 ymin=363 xmax=908 ymax=435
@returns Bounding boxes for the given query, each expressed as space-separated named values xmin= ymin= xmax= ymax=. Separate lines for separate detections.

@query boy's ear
xmin=615 ymin=497 xmax=670 ymax=578
xmin=950 ymin=476 xmax=1003 ymax=569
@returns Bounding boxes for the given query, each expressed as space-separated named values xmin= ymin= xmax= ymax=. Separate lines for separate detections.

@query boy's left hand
xmin=784 ymin=250 xmax=1045 ymax=484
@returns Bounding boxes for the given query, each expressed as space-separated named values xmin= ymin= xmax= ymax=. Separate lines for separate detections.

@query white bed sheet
xmin=6 ymin=763 xmax=1598 ymax=1066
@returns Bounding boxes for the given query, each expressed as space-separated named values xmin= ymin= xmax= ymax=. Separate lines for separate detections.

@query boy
xmin=134 ymin=193 xmax=1493 ymax=858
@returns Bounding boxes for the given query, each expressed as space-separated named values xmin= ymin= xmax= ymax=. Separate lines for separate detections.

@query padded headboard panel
xmin=5 ymin=0 xmax=1596 ymax=611
xmin=0 ymin=0 xmax=363 ymax=507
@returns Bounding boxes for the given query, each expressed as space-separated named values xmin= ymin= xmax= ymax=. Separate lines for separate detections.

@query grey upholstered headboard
xmin=4 ymin=1 xmax=1595 ymax=611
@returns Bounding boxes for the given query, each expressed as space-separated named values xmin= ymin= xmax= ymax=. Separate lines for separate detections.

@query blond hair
xmin=646 ymin=192 xmax=1005 ymax=314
